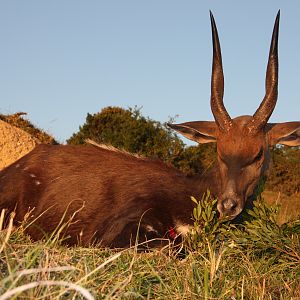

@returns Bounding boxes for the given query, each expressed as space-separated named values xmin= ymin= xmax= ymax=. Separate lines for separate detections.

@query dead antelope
xmin=0 ymin=11 xmax=299 ymax=248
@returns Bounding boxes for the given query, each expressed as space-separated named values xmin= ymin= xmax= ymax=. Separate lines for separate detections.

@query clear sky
xmin=0 ymin=1 xmax=299 ymax=144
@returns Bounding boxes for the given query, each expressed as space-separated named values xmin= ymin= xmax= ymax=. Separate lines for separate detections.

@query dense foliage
xmin=67 ymin=106 xmax=216 ymax=175
xmin=68 ymin=106 xmax=182 ymax=160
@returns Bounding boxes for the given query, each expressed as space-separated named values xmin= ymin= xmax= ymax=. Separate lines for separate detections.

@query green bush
xmin=67 ymin=106 xmax=217 ymax=175
xmin=68 ymin=106 xmax=182 ymax=161
xmin=185 ymin=191 xmax=300 ymax=259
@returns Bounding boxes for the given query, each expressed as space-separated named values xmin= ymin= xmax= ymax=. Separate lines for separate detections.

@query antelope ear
xmin=267 ymin=122 xmax=300 ymax=146
xmin=167 ymin=121 xmax=217 ymax=144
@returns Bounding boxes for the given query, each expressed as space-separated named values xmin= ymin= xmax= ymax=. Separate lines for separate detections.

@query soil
xmin=0 ymin=120 xmax=38 ymax=170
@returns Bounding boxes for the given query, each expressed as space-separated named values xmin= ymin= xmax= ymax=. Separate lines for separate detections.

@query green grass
xmin=1 ymin=194 xmax=300 ymax=299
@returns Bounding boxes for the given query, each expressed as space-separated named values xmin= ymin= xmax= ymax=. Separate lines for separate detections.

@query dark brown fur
xmin=0 ymin=144 xmax=219 ymax=247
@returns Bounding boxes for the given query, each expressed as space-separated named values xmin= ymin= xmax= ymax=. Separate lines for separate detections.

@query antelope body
xmin=0 ymin=11 xmax=299 ymax=247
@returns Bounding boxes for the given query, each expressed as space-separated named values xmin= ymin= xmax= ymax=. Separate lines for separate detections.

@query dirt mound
xmin=0 ymin=119 xmax=38 ymax=170
xmin=0 ymin=113 xmax=57 ymax=170
xmin=0 ymin=113 xmax=57 ymax=144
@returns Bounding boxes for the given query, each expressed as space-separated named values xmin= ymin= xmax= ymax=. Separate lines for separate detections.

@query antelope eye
xmin=253 ymin=148 xmax=263 ymax=163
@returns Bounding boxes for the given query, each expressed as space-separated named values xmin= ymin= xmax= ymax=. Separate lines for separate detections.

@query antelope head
xmin=169 ymin=11 xmax=300 ymax=219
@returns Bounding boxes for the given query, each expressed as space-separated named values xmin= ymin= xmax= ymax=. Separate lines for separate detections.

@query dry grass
xmin=262 ymin=190 xmax=300 ymax=224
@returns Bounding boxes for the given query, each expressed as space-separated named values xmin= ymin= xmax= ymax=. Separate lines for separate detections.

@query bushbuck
xmin=0 ymin=11 xmax=299 ymax=247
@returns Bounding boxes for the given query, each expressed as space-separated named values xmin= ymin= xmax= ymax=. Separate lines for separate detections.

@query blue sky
xmin=0 ymin=1 xmax=299 ymax=144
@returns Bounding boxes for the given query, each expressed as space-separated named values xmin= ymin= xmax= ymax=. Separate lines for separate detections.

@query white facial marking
xmin=30 ymin=174 xmax=36 ymax=178
xmin=35 ymin=181 xmax=41 ymax=186
xmin=145 ymin=225 xmax=158 ymax=234
xmin=175 ymin=223 xmax=190 ymax=236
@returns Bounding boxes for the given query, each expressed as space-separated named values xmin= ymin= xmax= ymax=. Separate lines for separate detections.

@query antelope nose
xmin=220 ymin=198 xmax=238 ymax=216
